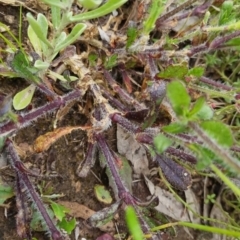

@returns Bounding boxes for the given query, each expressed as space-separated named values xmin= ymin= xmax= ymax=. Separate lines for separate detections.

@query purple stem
xmin=95 ymin=133 xmax=152 ymax=235
xmin=6 ymin=140 xmax=63 ymax=240
xmin=103 ymin=69 xmax=144 ymax=110
xmin=15 ymin=173 xmax=32 ymax=240
xmin=95 ymin=133 xmax=133 ymax=203
xmin=199 ymin=76 xmax=233 ymax=91
xmin=166 ymin=147 xmax=197 ymax=164
xmin=110 ymin=113 xmax=140 ymax=133
xmin=174 ymin=0 xmax=213 ymax=21
xmin=156 ymin=0 xmax=198 ymax=26
xmin=101 ymin=88 xmax=130 ymax=112
xmin=0 ymin=89 xmax=82 ymax=137
xmin=209 ymin=30 xmax=240 ymax=50
xmin=189 ymin=30 xmax=240 ymax=56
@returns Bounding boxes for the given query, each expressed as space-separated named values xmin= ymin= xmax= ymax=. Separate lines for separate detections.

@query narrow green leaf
xmin=70 ymin=0 xmax=128 ymax=22
xmin=179 ymin=221 xmax=240 ymax=237
xmin=55 ymin=23 xmax=87 ymax=52
xmin=104 ymin=54 xmax=118 ymax=69
xmin=162 ymin=122 xmax=187 ymax=134
xmin=51 ymin=6 xmax=61 ymax=29
xmin=28 ymin=25 xmax=43 ymax=56
xmin=40 ymin=0 xmax=67 ymax=8
xmin=218 ymin=1 xmax=234 ymax=26
xmin=143 ymin=0 xmax=166 ymax=35
xmin=126 ymin=27 xmax=138 ymax=49
xmin=13 ymin=84 xmax=36 ymax=110
xmin=166 ymin=80 xmax=190 ymax=116
xmin=211 ymin=164 xmax=240 ymax=198
xmin=158 ymin=64 xmax=188 ymax=79
xmin=125 ymin=206 xmax=144 ymax=240
xmin=154 ymin=134 xmax=173 ymax=154
xmin=26 ymin=13 xmax=52 ymax=48
xmin=188 ymin=97 xmax=205 ymax=118
xmin=200 ymin=121 xmax=233 ymax=148
xmin=37 ymin=14 xmax=48 ymax=38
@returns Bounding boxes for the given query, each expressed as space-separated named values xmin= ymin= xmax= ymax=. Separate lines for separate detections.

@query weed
xmin=0 ymin=0 xmax=240 ymax=239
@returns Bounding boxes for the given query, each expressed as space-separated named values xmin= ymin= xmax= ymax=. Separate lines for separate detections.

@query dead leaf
xmin=144 ymin=176 xmax=190 ymax=222
xmin=117 ymin=125 xmax=149 ymax=175
xmin=58 ymin=201 xmax=114 ymax=232
xmin=185 ymin=188 xmax=201 ymax=224
xmin=34 ymin=126 xmax=90 ymax=152
xmin=144 ymin=176 xmax=194 ymax=238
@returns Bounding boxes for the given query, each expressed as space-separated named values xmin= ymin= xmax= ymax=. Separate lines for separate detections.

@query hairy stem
xmin=188 ymin=122 xmax=240 ymax=172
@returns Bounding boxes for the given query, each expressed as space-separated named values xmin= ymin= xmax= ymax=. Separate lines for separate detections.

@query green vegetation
xmin=0 ymin=0 xmax=240 ymax=239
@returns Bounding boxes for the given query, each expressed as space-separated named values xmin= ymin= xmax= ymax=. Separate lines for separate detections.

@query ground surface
xmin=0 ymin=1 xmax=238 ymax=240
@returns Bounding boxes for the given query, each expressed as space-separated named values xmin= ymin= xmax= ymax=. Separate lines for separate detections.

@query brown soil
xmin=0 ymin=2 xmax=223 ymax=240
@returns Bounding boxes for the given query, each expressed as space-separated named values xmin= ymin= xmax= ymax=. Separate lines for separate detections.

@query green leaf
xmin=200 ymin=121 xmax=233 ymax=148
xmin=104 ymin=54 xmax=118 ymax=69
xmin=40 ymin=0 xmax=68 ymax=8
xmin=11 ymin=51 xmax=41 ymax=84
xmin=188 ymin=67 xmax=204 ymax=77
xmin=225 ymin=37 xmax=240 ymax=47
xmin=55 ymin=23 xmax=87 ymax=53
xmin=188 ymin=97 xmax=205 ymax=118
xmin=51 ymin=202 xmax=69 ymax=221
xmin=51 ymin=6 xmax=61 ymax=29
xmin=37 ymin=14 xmax=48 ymax=38
xmin=78 ymin=0 xmax=103 ymax=10
xmin=125 ymin=206 xmax=144 ymax=240
xmin=196 ymin=103 xmax=213 ymax=120
xmin=88 ymin=53 xmax=98 ymax=66
xmin=70 ymin=0 xmax=128 ymax=22
xmin=188 ymin=144 xmax=214 ymax=170
xmin=58 ymin=218 xmax=76 ymax=234
xmin=126 ymin=27 xmax=138 ymax=49
xmin=158 ymin=64 xmax=188 ymax=79
xmin=0 ymin=184 xmax=14 ymax=204
xmin=13 ymin=84 xmax=36 ymax=110
xmin=153 ymin=134 xmax=173 ymax=154
xmin=34 ymin=59 xmax=50 ymax=70
xmin=26 ymin=13 xmax=52 ymax=48
xmin=28 ymin=25 xmax=43 ymax=56
xmin=94 ymin=184 xmax=112 ymax=204
xmin=143 ymin=0 xmax=166 ymax=35
xmin=166 ymin=80 xmax=190 ymax=116
xmin=162 ymin=122 xmax=187 ymax=134
xmin=218 ymin=1 xmax=234 ymax=26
